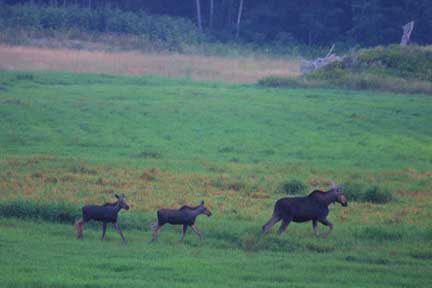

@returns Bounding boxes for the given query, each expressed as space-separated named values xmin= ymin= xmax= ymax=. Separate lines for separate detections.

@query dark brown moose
xmin=151 ymin=200 xmax=212 ymax=242
xmin=262 ymin=183 xmax=348 ymax=238
xmin=75 ymin=193 xmax=130 ymax=243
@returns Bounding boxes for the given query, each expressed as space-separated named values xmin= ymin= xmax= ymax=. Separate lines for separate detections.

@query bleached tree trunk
xmin=209 ymin=0 xmax=214 ymax=30
xmin=195 ymin=0 xmax=203 ymax=32
xmin=226 ymin=0 xmax=234 ymax=30
xmin=235 ymin=0 xmax=244 ymax=39
xmin=400 ymin=21 xmax=414 ymax=46
xmin=300 ymin=44 xmax=343 ymax=74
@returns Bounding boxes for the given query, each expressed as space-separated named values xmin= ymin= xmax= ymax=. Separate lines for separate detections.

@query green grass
xmin=1 ymin=70 xmax=432 ymax=287
xmin=1 ymin=70 xmax=431 ymax=170
xmin=0 ymin=218 xmax=431 ymax=288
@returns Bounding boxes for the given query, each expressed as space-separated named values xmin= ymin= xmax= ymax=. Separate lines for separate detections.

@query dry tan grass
xmin=1 ymin=158 xmax=429 ymax=224
xmin=0 ymin=44 xmax=300 ymax=83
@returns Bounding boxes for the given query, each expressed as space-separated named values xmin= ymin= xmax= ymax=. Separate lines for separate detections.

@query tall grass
xmin=0 ymin=45 xmax=300 ymax=83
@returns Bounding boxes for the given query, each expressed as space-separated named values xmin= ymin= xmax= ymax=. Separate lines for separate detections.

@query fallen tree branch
xmin=300 ymin=44 xmax=343 ymax=74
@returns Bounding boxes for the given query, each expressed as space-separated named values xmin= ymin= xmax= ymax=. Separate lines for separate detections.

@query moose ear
xmin=115 ymin=194 xmax=120 ymax=199
xmin=200 ymin=200 xmax=205 ymax=205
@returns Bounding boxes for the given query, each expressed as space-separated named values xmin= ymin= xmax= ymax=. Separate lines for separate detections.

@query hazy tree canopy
xmin=1 ymin=0 xmax=431 ymax=46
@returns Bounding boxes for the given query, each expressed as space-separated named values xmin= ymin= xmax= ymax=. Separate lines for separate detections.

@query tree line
xmin=2 ymin=0 xmax=432 ymax=47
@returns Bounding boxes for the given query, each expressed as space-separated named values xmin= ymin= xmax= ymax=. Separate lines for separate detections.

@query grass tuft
xmin=363 ymin=185 xmax=393 ymax=204
xmin=257 ymin=76 xmax=308 ymax=88
xmin=0 ymin=199 xmax=79 ymax=224
xmin=409 ymin=249 xmax=432 ymax=260
xmin=304 ymin=242 xmax=336 ymax=253
xmin=356 ymin=226 xmax=403 ymax=241
xmin=277 ymin=179 xmax=308 ymax=195
xmin=345 ymin=255 xmax=390 ymax=265
xmin=343 ymin=182 xmax=393 ymax=204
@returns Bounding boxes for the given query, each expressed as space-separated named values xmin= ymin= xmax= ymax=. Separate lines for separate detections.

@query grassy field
xmin=0 ymin=45 xmax=300 ymax=83
xmin=0 ymin=70 xmax=431 ymax=287
xmin=1 ymin=218 xmax=431 ymax=288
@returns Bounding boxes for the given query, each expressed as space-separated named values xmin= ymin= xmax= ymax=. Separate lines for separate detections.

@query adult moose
xmin=262 ymin=183 xmax=347 ymax=238
xmin=75 ymin=193 xmax=130 ymax=243
xmin=151 ymin=200 xmax=212 ymax=242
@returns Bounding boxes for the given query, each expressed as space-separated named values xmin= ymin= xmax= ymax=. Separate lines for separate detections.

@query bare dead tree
xmin=225 ymin=0 xmax=234 ymax=31
xmin=195 ymin=0 xmax=203 ymax=32
xmin=209 ymin=0 xmax=214 ymax=30
xmin=235 ymin=0 xmax=244 ymax=39
xmin=400 ymin=21 xmax=415 ymax=46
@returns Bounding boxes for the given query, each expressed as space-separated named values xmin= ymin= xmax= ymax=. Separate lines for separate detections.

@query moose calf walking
xmin=151 ymin=201 xmax=212 ymax=242
xmin=262 ymin=183 xmax=348 ymax=238
xmin=75 ymin=193 xmax=130 ymax=243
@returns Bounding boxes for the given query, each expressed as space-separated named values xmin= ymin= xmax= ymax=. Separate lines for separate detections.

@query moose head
xmin=331 ymin=183 xmax=348 ymax=207
xmin=200 ymin=200 xmax=212 ymax=217
xmin=115 ymin=193 xmax=130 ymax=210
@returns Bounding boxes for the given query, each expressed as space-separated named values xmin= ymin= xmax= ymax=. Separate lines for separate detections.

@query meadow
xmin=0 ymin=45 xmax=300 ymax=83
xmin=0 ymin=70 xmax=431 ymax=287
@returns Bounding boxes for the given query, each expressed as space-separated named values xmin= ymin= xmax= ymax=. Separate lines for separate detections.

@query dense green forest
xmin=1 ymin=0 xmax=432 ymax=47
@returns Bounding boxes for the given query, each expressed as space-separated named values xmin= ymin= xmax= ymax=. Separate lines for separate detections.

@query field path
xmin=0 ymin=44 xmax=300 ymax=83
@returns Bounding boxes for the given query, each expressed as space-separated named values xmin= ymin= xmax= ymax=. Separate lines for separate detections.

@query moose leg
xmin=151 ymin=222 xmax=161 ymax=242
xmin=278 ymin=220 xmax=291 ymax=235
xmin=312 ymin=220 xmax=319 ymax=237
xmin=75 ymin=218 xmax=85 ymax=239
xmin=181 ymin=224 xmax=188 ymax=241
xmin=319 ymin=219 xmax=333 ymax=238
xmin=101 ymin=222 xmax=107 ymax=240
xmin=190 ymin=224 xmax=203 ymax=240
xmin=261 ymin=215 xmax=281 ymax=236
xmin=113 ymin=222 xmax=127 ymax=243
